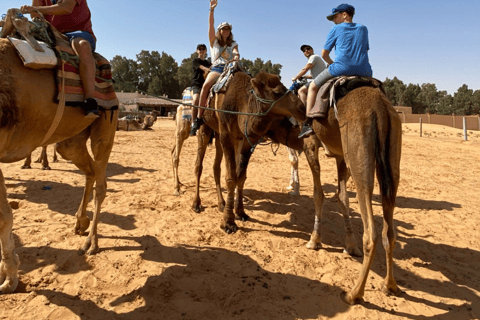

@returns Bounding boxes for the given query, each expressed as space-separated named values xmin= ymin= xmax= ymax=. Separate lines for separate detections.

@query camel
xmin=192 ymin=71 xmax=306 ymax=232
xmin=21 ymin=145 xmax=58 ymax=170
xmin=0 ymin=17 xmax=117 ymax=293
xmin=171 ymin=104 xmax=192 ymax=195
xmin=193 ymin=78 xmax=402 ymax=304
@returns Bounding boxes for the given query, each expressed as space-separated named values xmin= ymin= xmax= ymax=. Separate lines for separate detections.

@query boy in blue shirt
xmin=299 ymin=3 xmax=372 ymax=138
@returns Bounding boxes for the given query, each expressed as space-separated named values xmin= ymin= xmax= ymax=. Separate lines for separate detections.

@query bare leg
xmin=71 ymin=38 xmax=95 ymax=100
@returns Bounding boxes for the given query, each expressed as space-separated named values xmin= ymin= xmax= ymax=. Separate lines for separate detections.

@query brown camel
xmin=194 ymin=81 xmax=402 ymax=304
xmin=0 ymin=34 xmax=117 ymax=293
xmin=171 ymin=104 xmax=191 ymax=195
xmin=192 ymin=71 xmax=306 ymax=233
xmin=21 ymin=145 xmax=58 ymax=170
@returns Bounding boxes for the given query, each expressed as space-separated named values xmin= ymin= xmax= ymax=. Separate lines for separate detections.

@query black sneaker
xmin=190 ymin=118 xmax=203 ymax=136
xmin=298 ymin=122 xmax=313 ymax=138
xmin=84 ymin=98 xmax=100 ymax=119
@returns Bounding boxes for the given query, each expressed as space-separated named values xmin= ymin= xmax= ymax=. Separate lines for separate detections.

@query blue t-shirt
xmin=324 ymin=23 xmax=372 ymax=77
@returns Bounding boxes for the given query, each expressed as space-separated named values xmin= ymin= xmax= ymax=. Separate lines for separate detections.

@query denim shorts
xmin=313 ymin=68 xmax=333 ymax=88
xmin=64 ymin=31 xmax=96 ymax=52
xmin=210 ymin=64 xmax=225 ymax=74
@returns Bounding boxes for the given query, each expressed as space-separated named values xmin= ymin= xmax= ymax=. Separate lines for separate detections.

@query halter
xmin=244 ymin=88 xmax=293 ymax=152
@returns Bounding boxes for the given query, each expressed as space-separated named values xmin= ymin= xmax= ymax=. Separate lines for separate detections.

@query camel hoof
xmin=75 ymin=217 xmax=90 ymax=235
xmin=222 ymin=222 xmax=238 ymax=234
xmin=0 ymin=255 xmax=20 ymax=294
xmin=218 ymin=201 xmax=225 ymax=212
xmin=306 ymin=240 xmax=321 ymax=250
xmin=173 ymin=189 xmax=181 ymax=196
xmin=381 ymin=283 xmax=402 ymax=297
xmin=236 ymin=212 xmax=250 ymax=222
xmin=340 ymin=291 xmax=363 ymax=305
xmin=192 ymin=205 xmax=203 ymax=214
xmin=21 ymin=165 xmax=31 ymax=169
xmin=42 ymin=166 xmax=51 ymax=170
xmin=343 ymin=247 xmax=363 ymax=257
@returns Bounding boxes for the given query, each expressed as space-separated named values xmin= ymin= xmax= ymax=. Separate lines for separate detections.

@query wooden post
xmin=402 ymin=111 xmax=406 ymax=123
xmin=419 ymin=118 xmax=422 ymax=137
xmin=452 ymin=113 xmax=456 ymax=128
xmin=463 ymin=117 xmax=468 ymax=141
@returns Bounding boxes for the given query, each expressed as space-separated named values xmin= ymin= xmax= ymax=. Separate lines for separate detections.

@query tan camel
xmin=0 ymin=33 xmax=117 ymax=293
xmin=192 ymin=71 xmax=306 ymax=232
xmin=171 ymin=104 xmax=192 ymax=195
xmin=21 ymin=145 xmax=58 ymax=170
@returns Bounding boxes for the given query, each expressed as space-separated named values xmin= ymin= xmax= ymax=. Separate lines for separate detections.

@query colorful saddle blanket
xmin=55 ymin=45 xmax=119 ymax=109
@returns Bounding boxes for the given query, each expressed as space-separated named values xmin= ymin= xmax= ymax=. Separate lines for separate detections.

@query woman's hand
xmin=210 ymin=0 xmax=217 ymax=10
xmin=20 ymin=5 xmax=34 ymax=14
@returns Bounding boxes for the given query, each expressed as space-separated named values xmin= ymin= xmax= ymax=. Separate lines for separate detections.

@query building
xmin=116 ymin=91 xmax=182 ymax=116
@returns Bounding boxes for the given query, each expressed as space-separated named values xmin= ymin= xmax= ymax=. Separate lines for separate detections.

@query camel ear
xmin=250 ymin=78 xmax=265 ymax=96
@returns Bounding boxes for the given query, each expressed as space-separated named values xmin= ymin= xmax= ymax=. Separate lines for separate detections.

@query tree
xmin=110 ymin=55 xmax=139 ymax=92
xmin=436 ymin=91 xmax=454 ymax=115
xmin=240 ymin=58 xmax=282 ymax=77
xmin=453 ymin=84 xmax=475 ymax=115
xmin=136 ymin=50 xmax=181 ymax=98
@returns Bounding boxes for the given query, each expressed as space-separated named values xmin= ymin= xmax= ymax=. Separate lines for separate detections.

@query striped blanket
xmin=55 ymin=45 xmax=119 ymax=109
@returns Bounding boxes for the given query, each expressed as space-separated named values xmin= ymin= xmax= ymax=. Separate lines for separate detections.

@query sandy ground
xmin=0 ymin=120 xmax=479 ymax=320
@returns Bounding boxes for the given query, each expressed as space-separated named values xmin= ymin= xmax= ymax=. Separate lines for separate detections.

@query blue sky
xmin=2 ymin=0 xmax=479 ymax=94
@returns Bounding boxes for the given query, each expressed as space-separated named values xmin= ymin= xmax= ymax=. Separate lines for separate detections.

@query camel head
xmin=250 ymin=72 xmax=306 ymax=122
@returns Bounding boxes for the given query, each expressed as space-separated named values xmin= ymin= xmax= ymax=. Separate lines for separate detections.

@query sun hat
xmin=217 ymin=22 xmax=232 ymax=31
xmin=326 ymin=3 xmax=355 ymax=21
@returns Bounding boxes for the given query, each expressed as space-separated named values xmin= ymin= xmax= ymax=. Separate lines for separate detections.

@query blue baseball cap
xmin=326 ymin=3 xmax=355 ymax=21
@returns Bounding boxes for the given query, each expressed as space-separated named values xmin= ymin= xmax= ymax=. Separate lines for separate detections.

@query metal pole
xmin=420 ymin=118 xmax=422 ymax=137
xmin=463 ymin=117 xmax=468 ymax=141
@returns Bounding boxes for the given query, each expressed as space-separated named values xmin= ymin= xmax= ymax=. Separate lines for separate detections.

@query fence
xmin=400 ymin=113 xmax=480 ymax=131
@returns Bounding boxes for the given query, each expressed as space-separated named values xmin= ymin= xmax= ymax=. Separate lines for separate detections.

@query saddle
xmin=205 ymin=61 xmax=246 ymax=107
xmin=307 ymin=76 xmax=385 ymax=119
xmin=1 ymin=8 xmax=118 ymax=110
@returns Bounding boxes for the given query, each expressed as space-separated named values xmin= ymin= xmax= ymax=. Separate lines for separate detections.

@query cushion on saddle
xmin=206 ymin=62 xmax=246 ymax=107
xmin=54 ymin=45 xmax=119 ymax=109
xmin=8 ymin=36 xmax=58 ymax=69
xmin=307 ymin=76 xmax=385 ymax=118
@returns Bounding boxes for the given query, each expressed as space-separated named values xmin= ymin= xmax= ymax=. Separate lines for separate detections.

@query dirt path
xmin=0 ymin=120 xmax=479 ymax=320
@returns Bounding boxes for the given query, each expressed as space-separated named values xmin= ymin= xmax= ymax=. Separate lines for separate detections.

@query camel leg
xmin=21 ymin=152 xmax=32 ymax=169
xmin=0 ymin=170 xmax=20 ymax=294
xmin=219 ymin=133 xmax=238 ymax=233
xmin=40 ymin=146 xmax=51 ymax=170
xmin=336 ymin=158 xmax=362 ymax=256
xmin=52 ymin=145 xmax=58 ymax=162
xmin=213 ymin=135 xmax=225 ymax=212
xmin=191 ymin=125 xmax=211 ymax=213
xmin=287 ymin=147 xmax=300 ymax=196
xmin=80 ymin=111 xmax=117 ymax=255
xmin=172 ymin=120 xmax=189 ymax=196
xmin=233 ymin=146 xmax=252 ymax=221
xmin=56 ymin=130 xmax=92 ymax=239
xmin=302 ymin=140 xmax=325 ymax=250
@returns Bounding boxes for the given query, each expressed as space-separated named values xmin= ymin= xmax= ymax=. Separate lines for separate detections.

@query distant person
xmin=21 ymin=0 xmax=100 ymax=118
xmin=190 ymin=0 xmax=240 ymax=136
xmin=292 ymin=45 xmax=326 ymax=105
xmin=190 ymin=44 xmax=212 ymax=136
xmin=298 ymin=3 xmax=372 ymax=138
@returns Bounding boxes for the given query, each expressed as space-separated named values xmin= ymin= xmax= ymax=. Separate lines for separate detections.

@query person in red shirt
xmin=21 ymin=0 xmax=99 ymax=118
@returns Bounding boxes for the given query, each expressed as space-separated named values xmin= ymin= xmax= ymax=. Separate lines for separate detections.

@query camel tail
xmin=0 ymin=73 xmax=19 ymax=129
xmin=372 ymin=109 xmax=397 ymax=209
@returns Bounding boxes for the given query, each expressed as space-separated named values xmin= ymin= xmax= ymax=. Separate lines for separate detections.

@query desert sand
xmin=0 ymin=120 xmax=479 ymax=320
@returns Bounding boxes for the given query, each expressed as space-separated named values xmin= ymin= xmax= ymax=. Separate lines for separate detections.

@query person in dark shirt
xmin=190 ymin=44 xmax=211 ymax=136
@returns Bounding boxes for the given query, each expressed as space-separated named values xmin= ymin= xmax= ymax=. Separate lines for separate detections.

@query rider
xmin=190 ymin=0 xmax=240 ymax=136
xmin=21 ymin=0 xmax=99 ymax=119
xmin=291 ymin=45 xmax=326 ymax=106
xmin=298 ymin=3 xmax=372 ymax=138
xmin=189 ymin=44 xmax=212 ymax=136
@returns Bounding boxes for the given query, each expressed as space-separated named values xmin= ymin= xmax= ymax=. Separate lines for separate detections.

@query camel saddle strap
xmin=307 ymin=76 xmax=385 ymax=119
xmin=40 ymin=60 xmax=66 ymax=146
